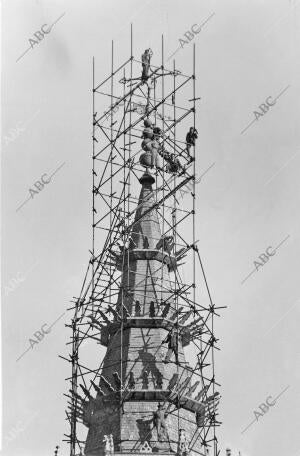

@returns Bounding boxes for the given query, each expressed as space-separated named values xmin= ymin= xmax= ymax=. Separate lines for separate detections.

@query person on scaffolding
xmin=158 ymin=146 xmax=183 ymax=175
xmin=166 ymin=153 xmax=183 ymax=175
xmin=185 ymin=127 xmax=198 ymax=160
xmin=163 ymin=325 xmax=180 ymax=364
xmin=141 ymin=48 xmax=153 ymax=82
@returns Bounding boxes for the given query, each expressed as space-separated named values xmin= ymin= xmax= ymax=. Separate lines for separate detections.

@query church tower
xmin=84 ymin=171 xmax=201 ymax=455
xmin=64 ymin=31 xmax=220 ymax=456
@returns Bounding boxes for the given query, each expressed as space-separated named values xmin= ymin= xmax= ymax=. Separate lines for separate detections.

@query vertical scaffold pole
xmin=192 ymin=44 xmax=196 ymax=316
xmin=92 ymin=56 xmax=95 ymax=316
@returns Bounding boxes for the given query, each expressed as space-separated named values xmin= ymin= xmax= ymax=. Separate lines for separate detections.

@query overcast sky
xmin=1 ymin=0 xmax=300 ymax=455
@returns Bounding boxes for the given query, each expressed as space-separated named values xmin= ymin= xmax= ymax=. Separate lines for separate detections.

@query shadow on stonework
xmin=136 ymin=418 xmax=153 ymax=445
xmin=138 ymin=347 xmax=164 ymax=389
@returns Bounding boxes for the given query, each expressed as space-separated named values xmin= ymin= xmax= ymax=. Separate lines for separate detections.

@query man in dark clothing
xmin=186 ymin=127 xmax=198 ymax=158
xmin=163 ymin=326 xmax=180 ymax=363
xmin=166 ymin=153 xmax=182 ymax=175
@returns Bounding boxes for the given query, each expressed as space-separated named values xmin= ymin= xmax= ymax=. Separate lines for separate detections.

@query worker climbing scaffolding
xmin=186 ymin=127 xmax=198 ymax=160
xmin=163 ymin=325 xmax=181 ymax=364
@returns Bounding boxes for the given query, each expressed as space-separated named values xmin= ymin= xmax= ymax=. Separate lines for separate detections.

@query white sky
xmin=2 ymin=0 xmax=300 ymax=455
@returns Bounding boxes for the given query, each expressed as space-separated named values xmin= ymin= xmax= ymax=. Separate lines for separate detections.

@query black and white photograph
xmin=1 ymin=1 xmax=300 ymax=455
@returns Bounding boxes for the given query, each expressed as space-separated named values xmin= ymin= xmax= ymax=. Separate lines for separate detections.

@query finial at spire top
xmin=139 ymin=170 xmax=155 ymax=185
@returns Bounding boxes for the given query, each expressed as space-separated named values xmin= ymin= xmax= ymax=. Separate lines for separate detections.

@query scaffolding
xmin=62 ymin=26 xmax=222 ymax=456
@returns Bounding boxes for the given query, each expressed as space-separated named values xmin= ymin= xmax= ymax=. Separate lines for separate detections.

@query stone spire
xmin=84 ymin=172 xmax=199 ymax=455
